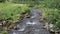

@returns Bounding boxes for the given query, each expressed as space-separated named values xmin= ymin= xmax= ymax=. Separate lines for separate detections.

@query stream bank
xmin=8 ymin=8 xmax=51 ymax=34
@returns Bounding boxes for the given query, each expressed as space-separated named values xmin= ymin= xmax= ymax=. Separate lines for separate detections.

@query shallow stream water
xmin=8 ymin=8 xmax=51 ymax=34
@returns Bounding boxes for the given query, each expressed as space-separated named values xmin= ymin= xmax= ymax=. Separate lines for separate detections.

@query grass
xmin=0 ymin=3 xmax=31 ymax=31
xmin=0 ymin=3 xmax=30 ymax=20
xmin=35 ymin=5 xmax=60 ymax=31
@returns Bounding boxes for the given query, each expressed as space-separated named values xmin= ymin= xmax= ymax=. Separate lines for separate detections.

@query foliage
xmin=0 ymin=0 xmax=60 ymax=32
xmin=0 ymin=3 xmax=31 ymax=30
xmin=0 ymin=3 xmax=30 ymax=20
xmin=42 ymin=8 xmax=60 ymax=31
xmin=35 ymin=0 xmax=60 ymax=31
xmin=39 ymin=0 xmax=60 ymax=9
xmin=8 ymin=0 xmax=39 ymax=4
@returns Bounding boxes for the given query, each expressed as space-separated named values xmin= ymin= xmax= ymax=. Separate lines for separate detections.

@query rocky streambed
xmin=4 ymin=8 xmax=51 ymax=34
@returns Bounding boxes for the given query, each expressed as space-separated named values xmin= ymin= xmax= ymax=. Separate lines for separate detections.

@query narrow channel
xmin=8 ymin=8 xmax=51 ymax=34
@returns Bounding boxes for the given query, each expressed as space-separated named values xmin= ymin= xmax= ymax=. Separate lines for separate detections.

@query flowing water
xmin=8 ymin=8 xmax=51 ymax=34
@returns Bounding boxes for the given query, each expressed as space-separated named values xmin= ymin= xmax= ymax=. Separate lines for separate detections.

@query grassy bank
xmin=35 ymin=5 xmax=60 ymax=32
xmin=0 ymin=3 xmax=31 ymax=33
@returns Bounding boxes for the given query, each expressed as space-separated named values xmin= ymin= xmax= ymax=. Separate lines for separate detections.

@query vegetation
xmin=35 ymin=0 xmax=60 ymax=32
xmin=0 ymin=30 xmax=8 ymax=34
xmin=0 ymin=0 xmax=60 ymax=34
xmin=0 ymin=3 xmax=31 ymax=31
xmin=42 ymin=8 xmax=60 ymax=31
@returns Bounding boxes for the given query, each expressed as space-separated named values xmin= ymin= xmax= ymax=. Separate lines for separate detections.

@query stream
xmin=8 ymin=8 xmax=51 ymax=34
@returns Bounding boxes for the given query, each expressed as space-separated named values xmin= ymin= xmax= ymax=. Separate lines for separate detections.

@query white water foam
xmin=18 ymin=28 xmax=25 ymax=31
xmin=26 ymin=21 xmax=36 ymax=25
